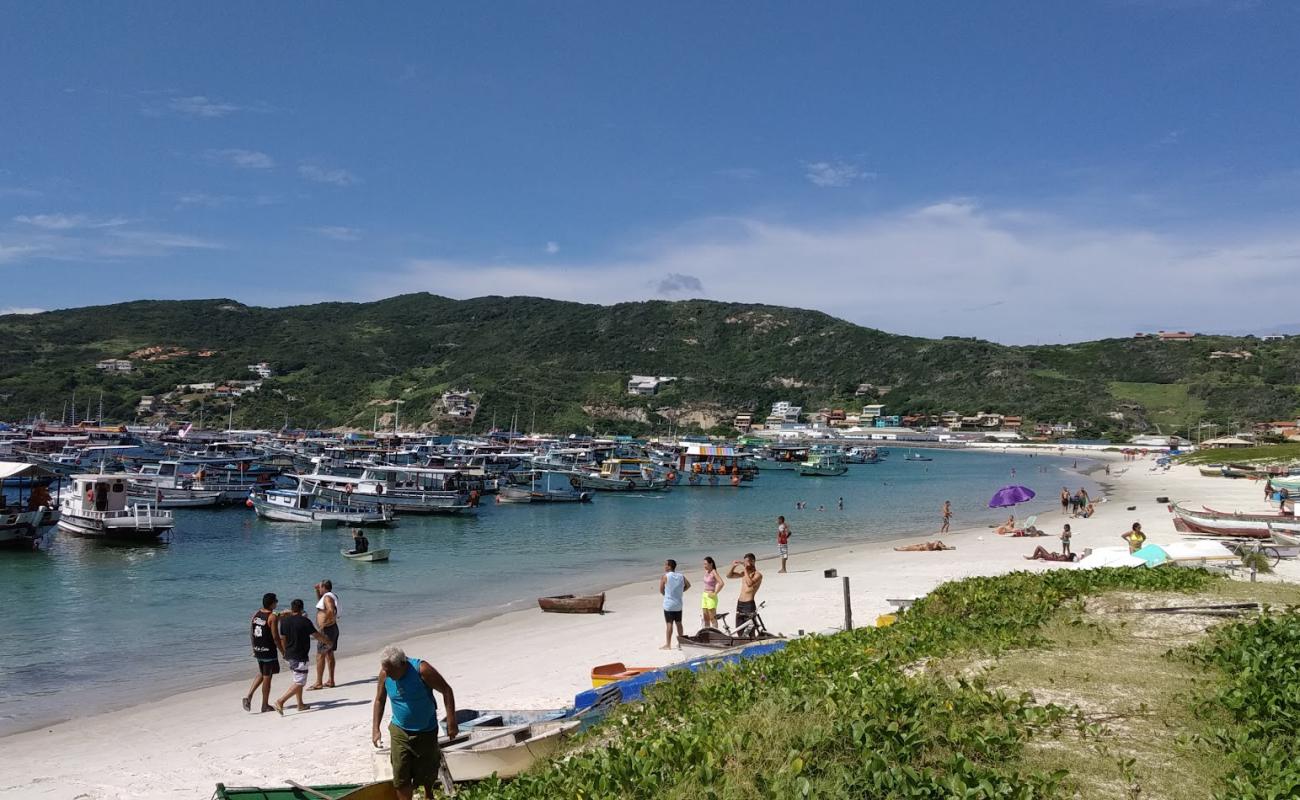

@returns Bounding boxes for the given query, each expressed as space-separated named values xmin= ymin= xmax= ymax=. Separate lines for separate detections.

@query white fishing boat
xmin=442 ymin=720 xmax=581 ymax=782
xmin=795 ymin=451 xmax=848 ymax=477
xmin=498 ymin=470 xmax=592 ymax=503
xmin=128 ymin=486 xmax=225 ymax=508
xmin=577 ymin=459 xmax=669 ymax=492
xmin=58 ymin=474 xmax=174 ymax=542
xmin=129 ymin=460 xmax=273 ymax=503
xmin=302 ymin=465 xmax=474 ymax=514
xmin=251 ymin=477 xmax=396 ymax=526
xmin=904 ymin=450 xmax=933 ymax=462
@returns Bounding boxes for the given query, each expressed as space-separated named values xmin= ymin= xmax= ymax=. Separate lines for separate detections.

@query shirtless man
xmin=310 ymin=579 xmax=339 ymax=690
xmin=726 ymin=553 xmax=764 ymax=630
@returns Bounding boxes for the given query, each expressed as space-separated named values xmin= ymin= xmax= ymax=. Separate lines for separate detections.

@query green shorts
xmin=389 ymin=723 xmax=442 ymax=788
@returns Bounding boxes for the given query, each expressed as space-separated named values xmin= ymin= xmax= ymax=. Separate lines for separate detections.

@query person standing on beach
xmin=940 ymin=500 xmax=952 ymax=534
xmin=371 ymin=645 xmax=458 ymax=800
xmin=243 ymin=592 xmax=285 ymax=713
xmin=658 ymin=559 xmax=690 ymax=649
xmin=727 ymin=553 xmax=764 ymax=630
xmin=1122 ymin=522 xmax=1146 ymax=554
xmin=310 ymin=580 xmax=339 ymax=690
xmin=1060 ymin=488 xmax=1070 ymax=514
xmin=700 ymin=556 xmax=725 ymax=628
xmin=776 ymin=516 xmax=791 ymax=572
xmin=1059 ymin=524 xmax=1073 ymax=557
xmin=275 ymin=599 xmax=332 ymax=714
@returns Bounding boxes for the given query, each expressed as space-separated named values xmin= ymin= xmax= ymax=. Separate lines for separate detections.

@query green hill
xmin=1 ymin=295 xmax=1297 ymax=435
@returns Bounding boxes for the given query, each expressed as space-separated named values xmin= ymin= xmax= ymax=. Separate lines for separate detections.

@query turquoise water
xmin=0 ymin=450 xmax=1096 ymax=734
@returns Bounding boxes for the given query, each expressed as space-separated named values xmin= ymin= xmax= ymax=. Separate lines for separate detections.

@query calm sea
xmin=0 ymin=449 xmax=1097 ymax=734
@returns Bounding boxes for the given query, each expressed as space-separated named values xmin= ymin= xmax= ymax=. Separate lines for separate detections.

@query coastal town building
xmin=247 ymin=362 xmax=274 ymax=378
xmin=766 ymin=401 xmax=803 ymax=429
xmin=1208 ymin=350 xmax=1252 ymax=360
xmin=626 ymin=375 xmax=676 ymax=396
xmin=861 ymin=403 xmax=885 ymax=422
xmin=1135 ymin=330 xmax=1196 ymax=341
xmin=733 ymin=413 xmax=754 ymax=432
xmin=95 ymin=359 xmax=133 ymax=373
xmin=854 ymin=383 xmax=877 ymax=397
xmin=441 ymin=390 xmax=476 ymax=418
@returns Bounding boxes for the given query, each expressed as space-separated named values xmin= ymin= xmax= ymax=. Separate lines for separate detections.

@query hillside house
xmin=96 ymin=359 xmax=133 ymax=373
xmin=247 ymin=362 xmax=274 ymax=378
xmin=733 ymin=413 xmax=754 ymax=432
xmin=766 ymin=401 xmax=802 ymax=429
xmin=854 ymin=383 xmax=878 ymax=397
xmin=442 ymin=390 xmax=475 ymax=418
xmin=861 ymin=403 xmax=885 ymax=422
xmin=627 ymin=375 xmax=676 ymax=396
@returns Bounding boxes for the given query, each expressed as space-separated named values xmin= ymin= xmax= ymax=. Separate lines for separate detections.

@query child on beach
xmin=1059 ymin=524 xmax=1072 ymax=557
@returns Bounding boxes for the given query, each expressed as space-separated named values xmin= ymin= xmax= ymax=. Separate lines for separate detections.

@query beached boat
xmin=1171 ymin=502 xmax=1300 ymax=538
xmin=538 ymin=593 xmax=606 ymax=614
xmin=795 ymin=451 xmax=848 ymax=477
xmin=251 ymin=477 xmax=396 ymax=526
xmin=679 ymin=626 xmax=782 ymax=649
xmin=1268 ymin=475 xmax=1300 ymax=493
xmin=57 ymin=474 xmax=174 ymax=542
xmin=577 ymin=459 xmax=668 ymax=492
xmin=442 ymin=720 xmax=581 ymax=782
xmin=214 ymin=782 xmax=396 ymax=800
xmin=590 ymin=662 xmax=654 ymax=688
xmin=1198 ymin=465 xmax=1226 ymax=477
xmin=340 ymin=547 xmax=390 ymax=562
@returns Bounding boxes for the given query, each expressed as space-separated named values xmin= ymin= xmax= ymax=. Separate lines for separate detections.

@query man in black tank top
xmin=243 ymin=593 xmax=284 ymax=713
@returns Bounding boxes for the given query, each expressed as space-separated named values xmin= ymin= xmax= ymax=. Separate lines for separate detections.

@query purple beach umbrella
xmin=988 ymin=485 xmax=1036 ymax=508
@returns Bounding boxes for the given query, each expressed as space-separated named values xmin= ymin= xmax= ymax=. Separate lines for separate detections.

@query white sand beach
xmin=1 ymin=451 xmax=1290 ymax=800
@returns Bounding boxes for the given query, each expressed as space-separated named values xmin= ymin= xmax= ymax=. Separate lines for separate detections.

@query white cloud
xmin=203 ymin=149 xmax=275 ymax=169
xmin=310 ymin=226 xmax=362 ymax=242
xmin=0 ymin=306 xmax=45 ymax=315
xmin=366 ymin=201 xmax=1300 ymax=343
xmin=166 ymin=95 xmax=243 ymax=118
xmin=176 ymin=192 xmax=280 ymax=208
xmin=298 ymin=163 xmax=358 ymax=186
xmin=803 ymin=160 xmax=875 ymax=188
xmin=13 ymin=213 xmax=130 ymax=230
xmin=104 ymin=230 xmax=224 ymax=252
xmin=545 ymin=241 xmax=560 ymax=254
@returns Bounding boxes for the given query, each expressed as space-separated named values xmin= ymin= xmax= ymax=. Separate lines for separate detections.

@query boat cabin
xmin=69 ymin=475 xmax=130 ymax=514
xmin=598 ymin=459 xmax=654 ymax=480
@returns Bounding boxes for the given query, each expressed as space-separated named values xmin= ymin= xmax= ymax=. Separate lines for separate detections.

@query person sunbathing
xmin=1011 ymin=527 xmax=1047 ymax=537
xmin=1024 ymin=545 xmax=1076 ymax=562
xmin=894 ymin=540 xmax=955 ymax=552
xmin=995 ymin=515 xmax=1016 ymax=535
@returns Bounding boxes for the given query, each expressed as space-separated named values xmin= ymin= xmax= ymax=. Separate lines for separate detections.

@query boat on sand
xmin=442 ymin=720 xmax=581 ymax=782
xmin=590 ymin=662 xmax=653 ymax=687
xmin=214 ymin=781 xmax=396 ymax=799
xmin=538 ymin=593 xmax=605 ymax=614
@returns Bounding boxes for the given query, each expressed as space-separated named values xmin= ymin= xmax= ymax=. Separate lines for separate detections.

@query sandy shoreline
xmin=1 ymin=448 xmax=1287 ymax=800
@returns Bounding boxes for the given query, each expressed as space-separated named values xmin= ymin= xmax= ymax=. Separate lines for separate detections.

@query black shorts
xmin=663 ymin=610 xmax=683 ymax=623
xmin=736 ymin=600 xmax=757 ymax=625
xmin=256 ymin=658 xmax=280 ymax=676
xmin=320 ymin=624 xmax=339 ymax=653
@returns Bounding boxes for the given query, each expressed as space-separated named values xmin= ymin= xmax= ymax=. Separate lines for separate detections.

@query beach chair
xmin=1011 ymin=515 xmax=1040 ymax=536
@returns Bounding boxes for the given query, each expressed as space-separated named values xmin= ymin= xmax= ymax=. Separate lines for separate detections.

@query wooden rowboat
xmin=538 ymin=593 xmax=605 ymax=614
xmin=591 ymin=661 xmax=653 ymax=688
xmin=340 ymin=548 xmax=390 ymax=562
xmin=442 ymin=720 xmax=581 ymax=782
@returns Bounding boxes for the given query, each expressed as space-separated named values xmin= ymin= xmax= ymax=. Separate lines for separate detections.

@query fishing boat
xmin=795 ymin=451 xmax=848 ymax=477
xmin=0 ymin=462 xmax=60 ymax=550
xmin=214 ymin=782 xmax=396 ymax=800
xmin=57 ymin=474 xmax=174 ymax=542
xmin=498 ymin=470 xmax=592 ymax=503
xmin=129 ymin=459 xmax=275 ymax=503
xmin=1171 ymin=502 xmax=1300 ymax=538
xmin=442 ymin=720 xmax=581 ymax=782
xmin=576 ymin=459 xmax=668 ymax=492
xmin=302 ymin=465 xmax=474 ymax=514
xmin=590 ymin=662 xmax=654 ymax=688
xmin=538 ymin=593 xmax=606 ymax=614
xmin=904 ymin=450 xmax=933 ymax=462
xmin=671 ymin=444 xmax=758 ymax=484
xmin=1268 ymin=475 xmax=1300 ymax=493
xmin=340 ymin=547 xmax=390 ymax=562
xmin=251 ymin=477 xmax=396 ymax=526
xmin=127 ymin=486 xmax=224 ymax=508
xmin=1198 ymin=465 xmax=1226 ymax=477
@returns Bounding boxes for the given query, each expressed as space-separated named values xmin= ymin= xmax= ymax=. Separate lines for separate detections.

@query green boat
xmin=795 ymin=452 xmax=847 ymax=477
xmin=214 ymin=782 xmax=396 ymax=800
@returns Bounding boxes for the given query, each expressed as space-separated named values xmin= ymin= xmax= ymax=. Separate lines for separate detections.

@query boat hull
xmin=538 ymin=593 xmax=606 ymax=614
xmin=442 ymin=721 xmax=580 ymax=782
xmin=253 ymin=498 xmax=395 ymax=526
xmin=1172 ymin=503 xmax=1300 ymax=538
xmin=340 ymin=548 xmax=390 ymax=562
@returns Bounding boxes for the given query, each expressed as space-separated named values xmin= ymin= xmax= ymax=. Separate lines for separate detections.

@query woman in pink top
xmin=700 ymin=556 xmax=725 ymax=629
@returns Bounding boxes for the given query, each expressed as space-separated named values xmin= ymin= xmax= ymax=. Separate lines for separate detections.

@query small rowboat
xmin=214 ymin=781 xmax=396 ymax=800
xmin=442 ymin=720 xmax=581 ymax=782
xmin=591 ymin=661 xmax=653 ymax=688
xmin=538 ymin=593 xmax=605 ymax=614
xmin=340 ymin=548 xmax=390 ymax=562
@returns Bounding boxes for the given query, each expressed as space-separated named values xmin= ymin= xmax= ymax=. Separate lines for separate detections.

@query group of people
xmin=243 ymin=579 xmax=341 ymax=715
xmin=658 ymin=548 xmax=767 ymax=649
xmin=1060 ymin=487 xmax=1094 ymax=518
xmin=793 ymin=497 xmax=843 ymax=512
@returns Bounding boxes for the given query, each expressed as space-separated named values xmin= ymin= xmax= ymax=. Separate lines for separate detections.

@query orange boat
xmin=590 ymin=662 xmax=653 ymax=688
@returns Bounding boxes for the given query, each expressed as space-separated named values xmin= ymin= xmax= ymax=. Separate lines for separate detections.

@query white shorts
xmin=290 ymin=659 xmax=310 ymax=686
xmin=778 ymin=543 xmax=788 ymax=557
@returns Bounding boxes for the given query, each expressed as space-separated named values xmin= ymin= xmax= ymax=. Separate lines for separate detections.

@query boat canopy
xmin=0 ymin=461 xmax=59 ymax=481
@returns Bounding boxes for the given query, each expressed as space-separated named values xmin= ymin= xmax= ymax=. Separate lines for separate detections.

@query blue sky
xmin=2 ymin=1 xmax=1299 ymax=343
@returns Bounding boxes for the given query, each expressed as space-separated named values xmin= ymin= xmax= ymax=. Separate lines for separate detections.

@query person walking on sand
xmin=776 ymin=515 xmax=792 ymax=572
xmin=727 ymin=553 xmax=764 ymax=630
xmin=1122 ymin=522 xmax=1146 ymax=554
xmin=309 ymin=579 xmax=339 ymax=690
xmin=700 ymin=556 xmax=725 ymax=629
xmin=275 ymin=598 xmax=332 ymax=714
xmin=1060 ymin=524 xmax=1073 ymax=557
xmin=940 ymin=500 xmax=952 ymax=534
xmin=243 ymin=592 xmax=285 ymax=713
xmin=658 ymin=559 xmax=690 ymax=649
xmin=1060 ymin=488 xmax=1070 ymax=514
xmin=371 ymin=645 xmax=458 ymax=800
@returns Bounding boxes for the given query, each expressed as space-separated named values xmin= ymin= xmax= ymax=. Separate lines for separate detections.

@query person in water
xmin=700 ymin=556 xmax=725 ymax=629
xmin=350 ymin=529 xmax=369 ymax=554
xmin=726 ymin=553 xmax=764 ymax=630
xmin=658 ymin=559 xmax=691 ymax=649
xmin=243 ymin=592 xmax=284 ymax=713
xmin=371 ymin=645 xmax=458 ymax=800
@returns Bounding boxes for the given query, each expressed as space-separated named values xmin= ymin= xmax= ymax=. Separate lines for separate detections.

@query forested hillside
xmin=1 ymin=295 xmax=1296 ymax=435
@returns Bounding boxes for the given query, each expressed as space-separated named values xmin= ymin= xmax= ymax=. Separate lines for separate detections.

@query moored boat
xmin=904 ymin=450 xmax=933 ymax=462
xmin=251 ymin=477 xmax=396 ymax=526
xmin=795 ymin=451 xmax=848 ymax=477
xmin=340 ymin=547 xmax=390 ymax=562
xmin=538 ymin=593 xmax=606 ymax=614
xmin=57 ymin=474 xmax=174 ymax=542
xmin=128 ymin=487 xmax=224 ymax=508
xmin=577 ymin=459 xmax=668 ymax=492
xmin=0 ymin=461 xmax=60 ymax=550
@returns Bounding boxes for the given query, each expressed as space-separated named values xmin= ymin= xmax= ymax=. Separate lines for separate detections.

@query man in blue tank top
xmin=371 ymin=645 xmax=458 ymax=800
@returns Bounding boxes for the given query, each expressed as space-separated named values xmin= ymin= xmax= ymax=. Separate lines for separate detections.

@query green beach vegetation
xmin=2 ymin=296 xmax=1298 ymax=434
xmin=1175 ymin=443 xmax=1300 ymax=466
xmin=458 ymin=568 xmax=1299 ymax=800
